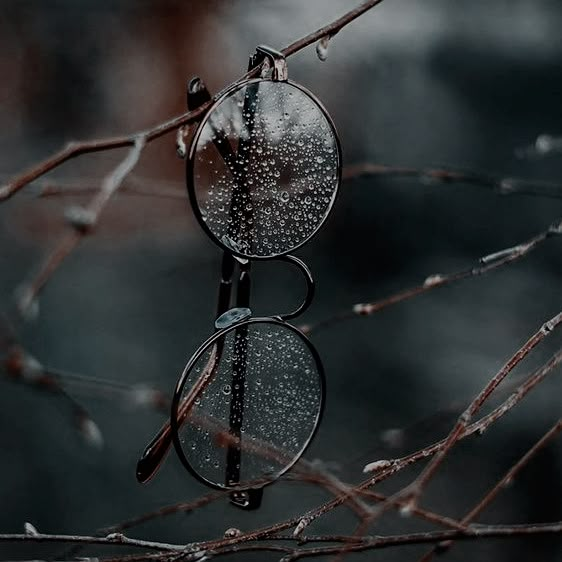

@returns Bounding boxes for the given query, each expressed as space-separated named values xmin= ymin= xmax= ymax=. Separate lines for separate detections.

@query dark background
xmin=0 ymin=1 xmax=561 ymax=560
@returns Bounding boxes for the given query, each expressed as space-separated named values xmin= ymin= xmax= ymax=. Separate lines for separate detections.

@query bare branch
xmin=1 ymin=346 xmax=103 ymax=448
xmin=281 ymin=0 xmax=386 ymax=57
xmin=289 ymin=346 xmax=562 ymax=536
xmin=275 ymin=523 xmax=562 ymax=560
xmin=15 ymin=136 xmax=145 ymax=315
xmin=303 ymin=219 xmax=562 ymax=335
xmin=3 ymin=523 xmax=560 ymax=561
xmin=0 ymin=0 xmax=386 ymax=202
xmin=394 ymin=311 xmax=562 ymax=512
xmin=343 ymin=163 xmax=562 ymax=199
xmin=33 ymin=162 xmax=562 ymax=202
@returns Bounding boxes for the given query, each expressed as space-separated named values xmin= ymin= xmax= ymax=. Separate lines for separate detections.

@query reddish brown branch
xmin=277 ymin=523 xmax=562 ymax=560
xmin=15 ymin=137 xmax=145 ymax=315
xmin=33 ymin=163 xmax=562 ymax=202
xmin=343 ymin=163 xmax=562 ymax=199
xmin=0 ymin=0 xmax=386 ymax=202
xmin=281 ymin=0 xmax=386 ymax=57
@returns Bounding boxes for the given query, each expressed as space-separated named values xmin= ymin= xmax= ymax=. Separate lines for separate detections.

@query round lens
xmin=188 ymin=79 xmax=341 ymax=259
xmin=172 ymin=319 xmax=324 ymax=489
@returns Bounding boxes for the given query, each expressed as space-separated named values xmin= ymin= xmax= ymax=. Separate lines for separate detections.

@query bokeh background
xmin=0 ymin=1 xmax=561 ymax=560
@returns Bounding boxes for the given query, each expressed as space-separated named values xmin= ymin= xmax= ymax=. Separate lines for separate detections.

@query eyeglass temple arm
xmin=225 ymin=259 xmax=250 ymax=487
xmin=224 ymin=54 xmax=259 ymax=508
xmin=225 ymin=47 xmax=288 ymax=509
xmin=135 ymin=78 xmax=238 ymax=484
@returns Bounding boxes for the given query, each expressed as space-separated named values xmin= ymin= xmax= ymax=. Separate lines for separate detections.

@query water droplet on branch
xmin=24 ymin=522 xmax=39 ymax=536
xmin=363 ymin=459 xmax=392 ymax=473
xmin=316 ymin=36 xmax=330 ymax=62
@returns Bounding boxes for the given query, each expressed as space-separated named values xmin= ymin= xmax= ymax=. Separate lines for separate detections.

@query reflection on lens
xmin=174 ymin=320 xmax=323 ymax=489
xmin=190 ymin=80 xmax=340 ymax=258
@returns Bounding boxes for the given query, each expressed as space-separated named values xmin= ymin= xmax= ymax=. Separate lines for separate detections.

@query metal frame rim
xmin=170 ymin=316 xmax=326 ymax=491
xmin=186 ymin=77 xmax=343 ymax=261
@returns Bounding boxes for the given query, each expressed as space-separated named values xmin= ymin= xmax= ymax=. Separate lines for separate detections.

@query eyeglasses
xmin=137 ymin=46 xmax=341 ymax=509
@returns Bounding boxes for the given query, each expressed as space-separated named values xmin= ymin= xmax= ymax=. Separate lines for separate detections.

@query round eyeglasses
xmin=137 ymin=45 xmax=341 ymax=510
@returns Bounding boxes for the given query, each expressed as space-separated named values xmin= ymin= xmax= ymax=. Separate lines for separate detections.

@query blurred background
xmin=0 ymin=1 xmax=561 ymax=560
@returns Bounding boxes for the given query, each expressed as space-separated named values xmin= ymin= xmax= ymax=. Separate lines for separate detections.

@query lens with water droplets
xmin=187 ymin=79 xmax=341 ymax=259
xmin=171 ymin=318 xmax=324 ymax=490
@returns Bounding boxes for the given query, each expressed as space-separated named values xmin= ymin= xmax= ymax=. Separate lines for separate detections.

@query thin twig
xmin=358 ymin=489 xmax=466 ymax=531
xmin=322 ymin=316 xmax=562 ymax=555
xmin=275 ymin=523 xmax=562 ymax=560
xmin=15 ymin=136 xmax=145 ymax=315
xmin=35 ymin=176 xmax=186 ymax=200
xmin=302 ymin=219 xmax=562 ymax=335
xmin=1 ymin=346 xmax=103 ymax=447
xmin=343 ymin=163 xmax=562 ymax=199
xmin=0 ymin=531 xmax=186 ymax=552
xmin=32 ymin=163 xmax=562 ymax=202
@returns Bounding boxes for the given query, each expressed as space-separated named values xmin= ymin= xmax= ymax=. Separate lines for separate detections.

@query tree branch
xmin=15 ymin=137 xmax=145 ymax=316
xmin=291 ymin=345 xmax=562 ymax=537
xmin=302 ymin=219 xmax=562 ymax=335
xmin=343 ymin=163 xmax=562 ymax=199
xmin=0 ymin=0 xmax=386 ymax=202
xmin=2 ymin=523 xmax=560 ymax=561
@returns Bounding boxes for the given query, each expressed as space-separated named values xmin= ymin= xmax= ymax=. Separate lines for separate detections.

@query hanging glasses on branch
xmin=137 ymin=45 xmax=342 ymax=510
